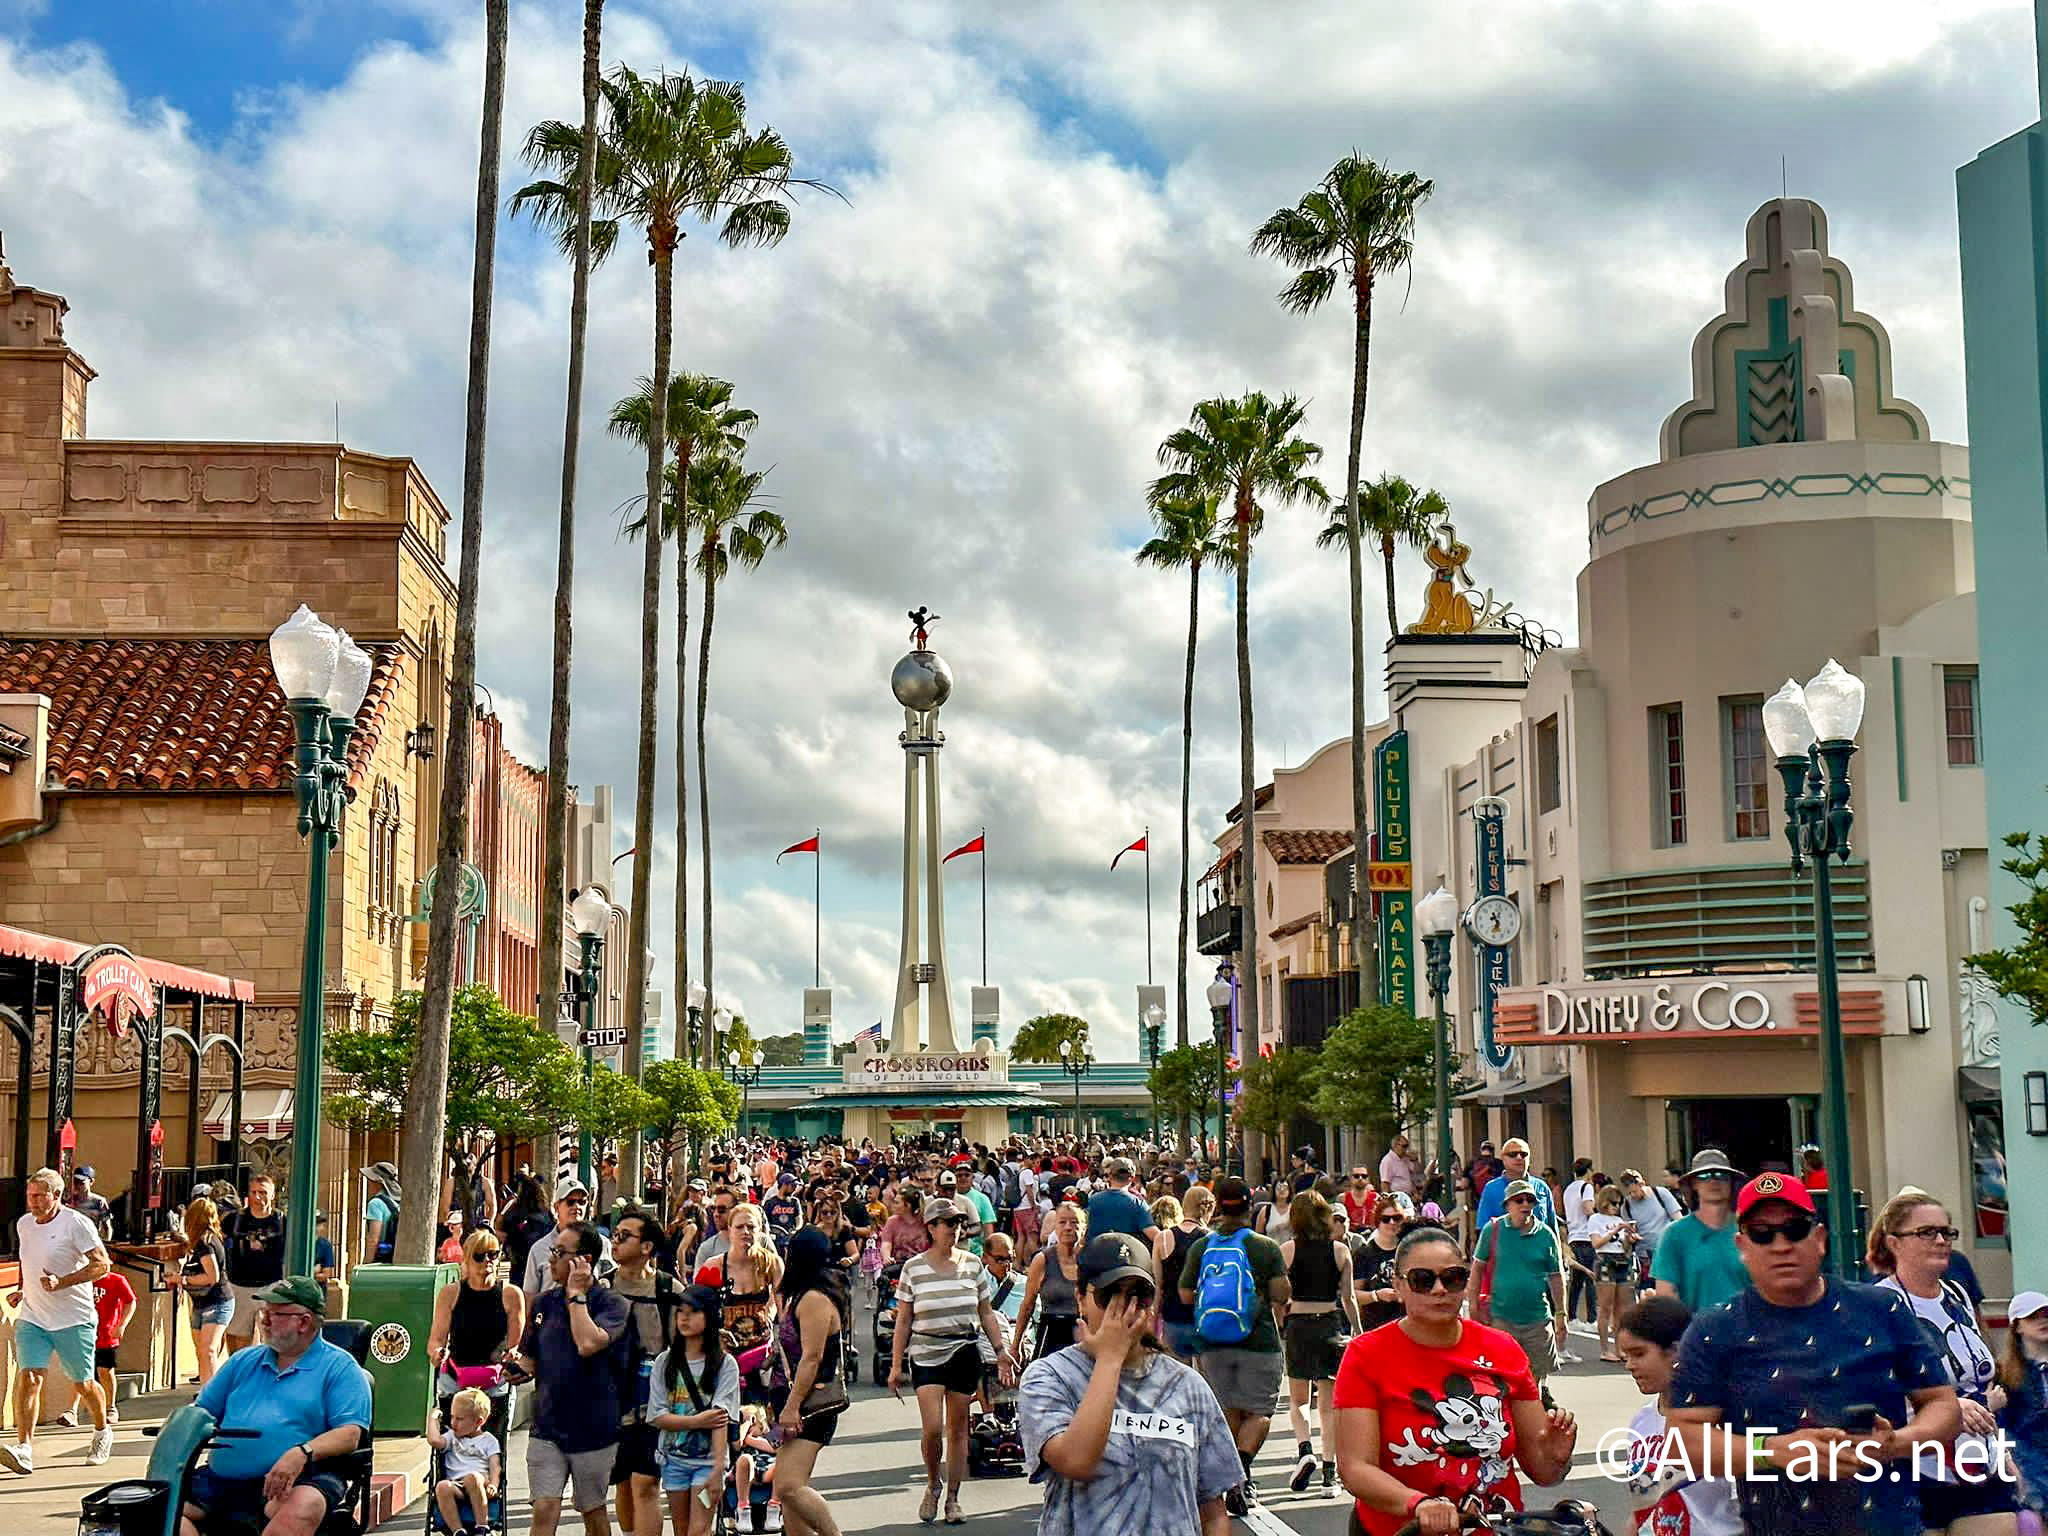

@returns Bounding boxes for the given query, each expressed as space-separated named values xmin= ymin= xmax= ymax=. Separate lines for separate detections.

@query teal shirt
xmin=1475 ymin=1217 xmax=1563 ymax=1325
xmin=1649 ymin=1213 xmax=1749 ymax=1311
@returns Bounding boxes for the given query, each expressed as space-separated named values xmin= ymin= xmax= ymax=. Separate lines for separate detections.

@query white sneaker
xmin=88 ymin=1427 xmax=113 ymax=1464
xmin=106 ymin=1407 xmax=119 ymax=1425
xmin=55 ymin=1411 xmax=78 ymax=1429
xmin=0 ymin=1441 xmax=32 ymax=1474
xmin=1557 ymin=1348 xmax=1583 ymax=1364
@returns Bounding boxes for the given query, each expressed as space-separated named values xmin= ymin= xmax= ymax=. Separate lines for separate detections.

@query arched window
xmin=368 ymin=779 xmax=402 ymax=942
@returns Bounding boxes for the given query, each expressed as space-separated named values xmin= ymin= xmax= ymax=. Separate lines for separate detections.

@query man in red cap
xmin=1665 ymin=1172 xmax=1961 ymax=1536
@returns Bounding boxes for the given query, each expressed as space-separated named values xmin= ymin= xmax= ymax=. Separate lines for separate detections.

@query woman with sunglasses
xmin=1019 ymin=1232 xmax=1239 ymax=1535
xmin=429 ymin=1228 xmax=525 ymax=1446
xmin=1353 ymin=1202 xmax=1408 ymax=1333
xmin=1331 ymin=1226 xmax=1578 ymax=1535
xmin=1869 ymin=1190 xmax=2016 ymax=1536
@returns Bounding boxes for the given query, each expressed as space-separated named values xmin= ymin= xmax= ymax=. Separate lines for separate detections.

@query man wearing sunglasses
xmin=1650 ymin=1148 xmax=1749 ymax=1312
xmin=1470 ymin=1180 xmax=1568 ymax=1389
xmin=1666 ymin=1172 xmax=1960 ymax=1536
xmin=520 ymin=1179 xmax=612 ymax=1300
xmin=1472 ymin=1139 xmax=1554 ymax=1230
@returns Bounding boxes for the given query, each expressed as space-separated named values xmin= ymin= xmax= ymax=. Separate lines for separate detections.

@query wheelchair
xmin=78 ymin=1321 xmax=376 ymax=1536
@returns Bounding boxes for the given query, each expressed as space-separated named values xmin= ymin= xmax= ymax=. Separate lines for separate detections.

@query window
xmin=1724 ymin=696 xmax=1771 ymax=840
xmin=1945 ymin=667 xmax=1980 ymax=766
xmin=1535 ymin=714 xmax=1561 ymax=814
xmin=367 ymin=780 xmax=402 ymax=941
xmin=1651 ymin=704 xmax=1686 ymax=846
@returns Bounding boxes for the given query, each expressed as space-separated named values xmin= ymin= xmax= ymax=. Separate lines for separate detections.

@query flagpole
xmin=980 ymin=824 xmax=988 ymax=988
xmin=814 ymin=827 xmax=821 ymax=988
xmin=1144 ymin=825 xmax=1153 ymax=987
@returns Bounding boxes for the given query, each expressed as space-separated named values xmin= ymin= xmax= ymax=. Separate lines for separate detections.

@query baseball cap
xmin=2009 ymin=1290 xmax=2048 ymax=1322
xmin=675 ymin=1283 xmax=723 ymax=1320
xmin=254 ymin=1276 xmax=326 ymax=1314
xmin=72 ymin=1165 xmax=96 ymax=1182
xmin=778 ymin=1172 xmax=796 ymax=1187
xmin=1684 ymin=1147 xmax=1742 ymax=1181
xmin=1213 ymin=1176 xmax=1252 ymax=1212
xmin=555 ymin=1177 xmax=590 ymax=1202
xmin=1502 ymin=1179 xmax=1539 ymax=1202
xmin=1078 ymin=1233 xmax=1156 ymax=1293
xmin=923 ymin=1197 xmax=963 ymax=1225
xmin=1735 ymin=1171 xmax=1818 ymax=1220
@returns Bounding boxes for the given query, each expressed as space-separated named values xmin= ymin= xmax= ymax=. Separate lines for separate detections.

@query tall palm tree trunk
xmin=1233 ymin=491 xmax=1258 ymax=1179
xmin=624 ymin=241 xmax=675 ymax=1195
xmin=537 ymin=0 xmax=604 ymax=1056
xmin=1350 ymin=271 xmax=1380 ymax=1017
xmin=673 ymin=494 xmax=692 ymax=1066
xmin=1381 ymin=534 xmax=1400 ymax=635
xmin=697 ymin=558 xmax=718 ymax=1040
xmin=1176 ymin=558 xmax=1199 ymax=1153
xmin=398 ymin=0 xmax=506 ymax=1262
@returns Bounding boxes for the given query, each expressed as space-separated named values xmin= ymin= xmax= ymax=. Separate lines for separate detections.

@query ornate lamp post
xmin=1142 ymin=1002 xmax=1165 ymax=1145
xmin=1762 ymin=660 xmax=1866 ymax=1277
xmin=568 ymin=886 xmax=612 ymax=1189
xmin=268 ymin=605 xmax=372 ymax=1276
xmin=1416 ymin=884 xmax=1459 ymax=1207
xmin=686 ymin=981 xmax=708 ymax=1066
xmin=1057 ymin=1038 xmax=1092 ymax=1141
xmin=1206 ymin=966 xmax=1234 ymax=1176
xmin=726 ymin=1045 xmax=764 ymax=1135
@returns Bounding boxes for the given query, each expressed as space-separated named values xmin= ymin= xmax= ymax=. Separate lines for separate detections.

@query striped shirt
xmin=899 ymin=1251 xmax=992 ymax=1366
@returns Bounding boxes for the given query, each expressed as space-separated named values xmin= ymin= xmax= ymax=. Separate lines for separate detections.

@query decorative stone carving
xmin=269 ymin=467 xmax=323 ymax=504
xmin=201 ymin=466 xmax=259 ymax=504
xmin=68 ymin=463 xmax=124 ymax=502
xmin=135 ymin=465 xmax=192 ymax=503
xmin=341 ymin=472 xmax=388 ymax=518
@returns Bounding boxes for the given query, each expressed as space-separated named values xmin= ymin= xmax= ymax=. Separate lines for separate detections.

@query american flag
xmin=853 ymin=1020 xmax=883 ymax=1043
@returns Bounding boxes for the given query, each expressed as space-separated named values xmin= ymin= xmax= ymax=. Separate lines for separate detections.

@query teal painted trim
xmin=1892 ymin=655 xmax=1908 ymax=802
xmin=1769 ymin=296 xmax=1789 ymax=349
xmin=1596 ymin=470 xmax=1969 ymax=542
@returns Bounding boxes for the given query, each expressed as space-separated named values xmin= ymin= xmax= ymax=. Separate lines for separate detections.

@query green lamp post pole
xmin=1207 ymin=966 xmax=1234 ymax=1178
xmin=1416 ymin=886 xmax=1459 ymax=1207
xmin=1143 ymin=1005 xmax=1164 ymax=1146
xmin=567 ymin=885 xmax=612 ymax=1191
xmin=727 ymin=1046 xmax=763 ymax=1136
xmin=1764 ymin=663 xmax=1868 ymax=1278
xmin=1058 ymin=1039 xmax=1092 ymax=1143
xmin=269 ymin=606 xmax=373 ymax=1279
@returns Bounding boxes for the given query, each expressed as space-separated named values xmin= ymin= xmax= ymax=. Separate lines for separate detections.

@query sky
xmin=0 ymin=0 xmax=2036 ymax=1060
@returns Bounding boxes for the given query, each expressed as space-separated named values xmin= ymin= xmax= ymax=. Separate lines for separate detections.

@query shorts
xmin=94 ymin=1345 xmax=119 ymax=1371
xmin=660 ymin=1455 xmax=719 ymax=1494
xmin=1919 ymin=1470 xmax=2018 ymax=1525
xmin=187 ymin=1465 xmax=347 ymax=1529
xmin=1498 ymin=1319 xmax=1560 ymax=1381
xmin=191 ymin=1297 xmax=236 ymax=1330
xmin=910 ymin=1340 xmax=983 ymax=1395
xmin=1283 ymin=1311 xmax=1346 ymax=1382
xmin=610 ymin=1422 xmax=659 ymax=1484
xmin=768 ymin=1385 xmax=840 ymax=1446
xmin=1036 ymin=1315 xmax=1078 ymax=1357
xmin=528 ymin=1437 xmax=617 ymax=1512
xmin=227 ymin=1284 xmax=272 ymax=1334
xmin=16 ymin=1319 xmax=95 ymax=1382
xmin=1596 ymin=1256 xmax=1633 ymax=1285
xmin=1196 ymin=1345 xmax=1283 ymax=1417
xmin=1012 ymin=1208 xmax=1039 ymax=1243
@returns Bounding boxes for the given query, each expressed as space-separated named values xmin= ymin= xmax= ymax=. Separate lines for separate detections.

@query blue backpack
xmin=1194 ymin=1229 xmax=1258 ymax=1344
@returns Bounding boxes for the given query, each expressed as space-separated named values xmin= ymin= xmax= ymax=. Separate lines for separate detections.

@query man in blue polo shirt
xmin=1472 ymin=1138 xmax=1555 ymax=1229
xmin=179 ymin=1276 xmax=370 ymax=1536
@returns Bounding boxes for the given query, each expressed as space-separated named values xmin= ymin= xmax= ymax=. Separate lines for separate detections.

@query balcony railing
xmin=1196 ymin=899 xmax=1242 ymax=957
xmin=1582 ymin=861 xmax=1873 ymax=979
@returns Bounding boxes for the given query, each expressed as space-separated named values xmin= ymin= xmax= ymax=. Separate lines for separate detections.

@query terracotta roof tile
xmin=0 ymin=637 xmax=401 ymax=793
xmin=1262 ymin=829 xmax=1352 ymax=865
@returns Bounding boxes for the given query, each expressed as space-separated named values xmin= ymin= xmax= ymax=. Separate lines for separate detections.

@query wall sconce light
xmin=2026 ymin=1071 xmax=2048 ymax=1138
xmin=404 ymin=721 xmax=437 ymax=761
xmin=1906 ymin=974 xmax=1930 ymax=1035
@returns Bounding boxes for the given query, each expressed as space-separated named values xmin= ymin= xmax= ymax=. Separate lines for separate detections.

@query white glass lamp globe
xmin=1415 ymin=885 xmax=1459 ymax=938
xmin=269 ymin=605 xmax=339 ymax=702
xmin=1762 ymin=679 xmax=1817 ymax=759
xmin=1802 ymin=659 xmax=1866 ymax=743
xmin=568 ymin=886 xmax=612 ymax=937
xmin=326 ymin=629 xmax=374 ymax=719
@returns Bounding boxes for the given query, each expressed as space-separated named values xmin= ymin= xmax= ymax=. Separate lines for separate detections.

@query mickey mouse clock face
xmin=1465 ymin=895 xmax=1522 ymax=946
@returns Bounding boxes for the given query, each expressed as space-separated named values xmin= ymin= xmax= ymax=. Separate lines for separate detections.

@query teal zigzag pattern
xmin=1595 ymin=470 xmax=1970 ymax=544
xmin=1746 ymin=358 xmax=1795 ymax=444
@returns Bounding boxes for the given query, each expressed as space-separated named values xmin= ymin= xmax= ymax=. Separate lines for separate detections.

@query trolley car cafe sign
xmin=853 ymin=1053 xmax=999 ymax=1087
xmin=1495 ymin=977 xmax=1889 ymax=1045
xmin=80 ymin=952 xmax=154 ymax=1037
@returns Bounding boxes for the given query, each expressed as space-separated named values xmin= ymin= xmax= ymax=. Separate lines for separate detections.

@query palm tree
xmin=1135 ymin=488 xmax=1229 ymax=1149
xmin=1318 ymin=472 xmax=1448 ymax=630
xmin=688 ymin=452 xmax=787 ymax=1024
xmin=399 ymin=0 xmax=508 ymax=1263
xmin=609 ymin=374 xmax=757 ymax=1052
xmin=1251 ymin=155 xmax=1432 ymax=1007
xmin=515 ymin=69 xmax=832 ymax=1100
xmin=1148 ymin=394 xmax=1328 ymax=1136
xmin=531 ymin=0 xmax=605 ymax=1061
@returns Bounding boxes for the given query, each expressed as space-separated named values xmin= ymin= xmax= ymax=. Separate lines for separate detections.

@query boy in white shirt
xmin=427 ymin=1388 xmax=503 ymax=1536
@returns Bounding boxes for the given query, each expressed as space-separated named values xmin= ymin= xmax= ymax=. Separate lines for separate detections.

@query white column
xmin=891 ymin=713 xmax=922 ymax=1053
xmin=924 ymin=725 xmax=958 ymax=1052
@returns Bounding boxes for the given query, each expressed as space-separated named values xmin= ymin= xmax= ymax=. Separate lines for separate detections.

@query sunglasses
xmin=1742 ymin=1215 xmax=1816 ymax=1246
xmin=1401 ymin=1264 xmax=1472 ymax=1294
xmin=1897 ymin=1224 xmax=1960 ymax=1243
xmin=1377 ymin=1213 xmax=1404 ymax=1225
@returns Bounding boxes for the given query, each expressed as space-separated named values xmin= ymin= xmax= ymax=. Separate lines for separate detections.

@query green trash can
xmin=347 ymin=1262 xmax=454 ymax=1434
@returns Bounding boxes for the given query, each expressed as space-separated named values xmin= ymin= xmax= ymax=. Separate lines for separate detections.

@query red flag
xmin=943 ymin=834 xmax=985 ymax=863
xmin=1111 ymin=834 xmax=1147 ymax=869
xmin=777 ymin=835 xmax=820 ymax=863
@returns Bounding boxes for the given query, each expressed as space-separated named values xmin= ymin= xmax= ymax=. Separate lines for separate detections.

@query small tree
xmin=756 ymin=1032 xmax=807 ymax=1066
xmin=1148 ymin=1044 xmax=1221 ymax=1143
xmin=640 ymin=1058 xmax=740 ymax=1191
xmin=1011 ymin=1012 xmax=1091 ymax=1064
xmin=1311 ymin=1005 xmax=1435 ymax=1153
xmin=1967 ymin=826 xmax=2048 ymax=1023
xmin=577 ymin=1062 xmax=657 ymax=1160
xmin=1233 ymin=1047 xmax=1322 ymax=1153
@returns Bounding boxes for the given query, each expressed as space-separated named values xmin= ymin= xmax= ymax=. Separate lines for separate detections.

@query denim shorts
xmin=191 ymin=1298 xmax=236 ymax=1329
xmin=660 ymin=1456 xmax=718 ymax=1494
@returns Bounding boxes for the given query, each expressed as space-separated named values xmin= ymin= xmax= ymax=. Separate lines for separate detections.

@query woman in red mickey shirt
xmin=1331 ymin=1225 xmax=1577 ymax=1535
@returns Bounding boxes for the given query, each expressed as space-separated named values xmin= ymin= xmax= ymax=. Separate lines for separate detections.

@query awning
xmin=819 ymin=1091 xmax=1057 ymax=1110
xmin=1456 ymin=1070 xmax=1572 ymax=1108
xmin=202 ymin=1088 xmax=293 ymax=1141
xmin=1958 ymin=1064 xmax=2001 ymax=1106
xmin=0 ymin=924 xmax=254 ymax=1002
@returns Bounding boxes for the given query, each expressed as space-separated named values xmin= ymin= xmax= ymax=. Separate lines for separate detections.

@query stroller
xmin=966 ymin=1357 xmax=1024 ymax=1478
xmin=424 ymin=1438 xmax=505 ymax=1536
xmin=872 ymin=1261 xmax=904 ymax=1369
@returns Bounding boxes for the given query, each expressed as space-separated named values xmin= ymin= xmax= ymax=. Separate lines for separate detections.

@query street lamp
xmin=1057 ymin=1038 xmax=1092 ymax=1141
xmin=268 ymin=605 xmax=372 ymax=1276
xmin=1763 ymin=659 xmax=1866 ymax=1277
xmin=726 ymin=1046 xmax=764 ymax=1136
xmin=686 ymin=981 xmax=708 ymax=1065
xmin=568 ymin=886 xmax=612 ymax=1189
xmin=1206 ymin=967 xmax=1234 ymax=1176
xmin=1142 ymin=1002 xmax=1165 ymax=1145
xmin=1416 ymin=884 xmax=1459 ymax=1208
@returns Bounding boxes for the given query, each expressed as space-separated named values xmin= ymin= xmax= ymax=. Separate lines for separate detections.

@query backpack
xmin=1194 ymin=1229 xmax=1259 ymax=1344
xmin=617 ymin=1272 xmax=681 ymax=1426
xmin=1000 ymin=1163 xmax=1023 ymax=1208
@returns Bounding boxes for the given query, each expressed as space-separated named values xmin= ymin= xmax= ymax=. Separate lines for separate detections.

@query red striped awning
xmin=0 ymin=924 xmax=253 ymax=1002
xmin=202 ymin=1088 xmax=293 ymax=1141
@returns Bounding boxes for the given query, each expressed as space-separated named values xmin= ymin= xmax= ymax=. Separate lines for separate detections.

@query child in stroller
xmin=966 ymin=1359 xmax=1024 ymax=1477
xmin=725 ymin=1404 xmax=781 ymax=1532
xmin=425 ymin=1389 xmax=504 ymax=1536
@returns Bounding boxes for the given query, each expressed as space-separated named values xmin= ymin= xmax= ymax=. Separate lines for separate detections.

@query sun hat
xmin=1683 ymin=1147 xmax=1742 ymax=1181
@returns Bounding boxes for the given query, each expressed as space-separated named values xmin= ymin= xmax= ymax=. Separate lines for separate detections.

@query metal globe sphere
xmin=891 ymin=649 xmax=954 ymax=711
